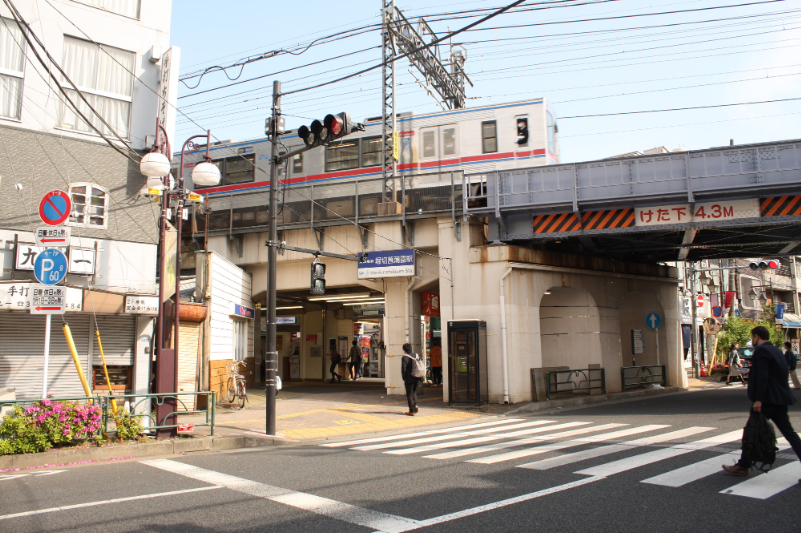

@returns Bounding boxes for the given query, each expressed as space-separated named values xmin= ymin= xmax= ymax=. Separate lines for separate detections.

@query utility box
xmin=447 ymin=320 xmax=488 ymax=406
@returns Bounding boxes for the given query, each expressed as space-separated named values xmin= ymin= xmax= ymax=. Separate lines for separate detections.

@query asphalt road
xmin=2 ymin=387 xmax=800 ymax=533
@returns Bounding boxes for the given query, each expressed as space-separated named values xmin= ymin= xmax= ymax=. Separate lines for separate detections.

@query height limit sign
xmin=30 ymin=285 xmax=66 ymax=315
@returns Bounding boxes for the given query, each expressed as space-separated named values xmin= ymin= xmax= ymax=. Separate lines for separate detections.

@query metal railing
xmin=621 ymin=365 xmax=666 ymax=389
xmin=196 ymin=170 xmax=464 ymax=235
xmin=0 ymin=391 xmax=215 ymax=438
xmin=545 ymin=368 xmax=606 ymax=400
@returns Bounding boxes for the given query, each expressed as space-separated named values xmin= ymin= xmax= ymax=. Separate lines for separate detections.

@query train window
xmin=515 ymin=117 xmax=529 ymax=146
xmin=481 ymin=121 xmax=497 ymax=154
xmin=292 ymin=153 xmax=303 ymax=174
xmin=195 ymin=154 xmax=255 ymax=189
xmin=442 ymin=127 xmax=456 ymax=156
xmin=362 ymin=136 xmax=382 ymax=167
xmin=422 ymin=130 xmax=436 ymax=158
xmin=325 ymin=140 xmax=359 ymax=172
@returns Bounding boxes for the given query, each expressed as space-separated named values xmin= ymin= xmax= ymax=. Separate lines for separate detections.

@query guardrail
xmin=0 ymin=391 xmax=215 ymax=438
xmin=621 ymin=365 xmax=666 ymax=389
xmin=545 ymin=368 xmax=606 ymax=400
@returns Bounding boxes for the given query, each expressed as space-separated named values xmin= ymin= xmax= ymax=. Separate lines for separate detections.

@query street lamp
xmin=140 ymin=126 xmax=218 ymax=440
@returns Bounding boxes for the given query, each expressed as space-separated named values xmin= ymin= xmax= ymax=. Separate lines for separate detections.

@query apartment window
xmin=325 ymin=140 xmax=359 ymax=172
xmin=232 ymin=319 xmax=247 ymax=362
xmin=58 ymin=36 xmax=134 ymax=138
xmin=362 ymin=137 xmax=382 ymax=167
xmin=72 ymin=0 xmax=140 ymax=19
xmin=481 ymin=121 xmax=497 ymax=154
xmin=67 ymin=183 xmax=109 ymax=229
xmin=0 ymin=17 xmax=25 ymax=120
xmin=292 ymin=152 xmax=303 ymax=174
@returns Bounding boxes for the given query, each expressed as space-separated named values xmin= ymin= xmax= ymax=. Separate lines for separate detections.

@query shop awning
xmin=782 ymin=312 xmax=801 ymax=328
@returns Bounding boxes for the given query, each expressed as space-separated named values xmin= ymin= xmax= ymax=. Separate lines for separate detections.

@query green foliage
xmin=717 ymin=304 xmax=786 ymax=358
xmin=0 ymin=399 xmax=102 ymax=455
xmin=113 ymin=410 xmax=144 ymax=441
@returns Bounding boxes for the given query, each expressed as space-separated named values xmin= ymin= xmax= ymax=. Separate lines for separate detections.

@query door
xmin=419 ymin=125 xmax=458 ymax=172
xmin=449 ymin=329 xmax=476 ymax=404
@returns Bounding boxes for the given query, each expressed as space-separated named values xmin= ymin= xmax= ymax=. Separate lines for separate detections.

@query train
xmin=178 ymin=98 xmax=559 ymax=197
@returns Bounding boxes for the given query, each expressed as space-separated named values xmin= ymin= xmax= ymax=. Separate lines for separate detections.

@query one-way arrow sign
xmin=646 ymin=312 xmax=662 ymax=329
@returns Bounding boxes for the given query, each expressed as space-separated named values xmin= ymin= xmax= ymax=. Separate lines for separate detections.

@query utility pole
xmin=690 ymin=262 xmax=699 ymax=378
xmin=265 ymin=80 xmax=281 ymax=436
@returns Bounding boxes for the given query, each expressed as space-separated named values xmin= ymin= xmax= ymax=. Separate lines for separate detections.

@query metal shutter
xmin=0 ymin=313 xmax=92 ymax=399
xmin=92 ymin=315 xmax=136 ymax=366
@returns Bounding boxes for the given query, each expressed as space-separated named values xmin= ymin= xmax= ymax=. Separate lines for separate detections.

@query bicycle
xmin=224 ymin=361 xmax=248 ymax=409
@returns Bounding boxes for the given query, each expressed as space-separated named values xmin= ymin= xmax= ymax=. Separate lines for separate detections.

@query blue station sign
xmin=357 ymin=250 xmax=415 ymax=279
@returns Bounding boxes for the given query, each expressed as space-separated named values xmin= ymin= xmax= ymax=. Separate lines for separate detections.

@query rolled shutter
xmin=91 ymin=315 xmax=136 ymax=366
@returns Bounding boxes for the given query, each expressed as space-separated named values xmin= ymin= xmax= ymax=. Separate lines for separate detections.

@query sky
xmin=170 ymin=0 xmax=801 ymax=163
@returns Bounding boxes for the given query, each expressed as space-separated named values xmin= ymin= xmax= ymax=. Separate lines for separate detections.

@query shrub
xmin=113 ymin=410 xmax=144 ymax=441
xmin=0 ymin=399 xmax=102 ymax=455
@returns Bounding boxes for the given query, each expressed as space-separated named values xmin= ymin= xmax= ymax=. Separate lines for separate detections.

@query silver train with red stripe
xmin=186 ymin=98 xmax=558 ymax=197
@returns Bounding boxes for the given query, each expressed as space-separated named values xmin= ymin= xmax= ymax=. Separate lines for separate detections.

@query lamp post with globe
xmin=139 ymin=129 xmax=219 ymax=439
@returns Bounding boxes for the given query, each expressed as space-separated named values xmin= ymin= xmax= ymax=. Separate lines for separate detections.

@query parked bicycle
xmin=224 ymin=361 xmax=248 ymax=409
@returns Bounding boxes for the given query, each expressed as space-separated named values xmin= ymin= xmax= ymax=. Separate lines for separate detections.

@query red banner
xmin=421 ymin=291 xmax=440 ymax=317
xmin=724 ymin=291 xmax=736 ymax=309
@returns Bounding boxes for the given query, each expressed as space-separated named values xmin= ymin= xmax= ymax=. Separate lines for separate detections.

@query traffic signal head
xmin=297 ymin=113 xmax=357 ymax=149
xmin=749 ymin=259 xmax=780 ymax=270
xmin=310 ymin=260 xmax=326 ymax=295
xmin=298 ymin=124 xmax=315 ymax=147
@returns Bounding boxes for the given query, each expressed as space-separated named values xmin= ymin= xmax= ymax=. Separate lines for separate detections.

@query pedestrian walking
xmin=785 ymin=342 xmax=801 ymax=390
xmin=401 ymin=343 xmax=422 ymax=416
xmin=722 ymin=326 xmax=801 ymax=479
xmin=328 ymin=349 xmax=342 ymax=383
xmin=429 ymin=338 xmax=442 ymax=386
xmin=348 ymin=340 xmax=361 ymax=380
xmin=726 ymin=343 xmax=743 ymax=386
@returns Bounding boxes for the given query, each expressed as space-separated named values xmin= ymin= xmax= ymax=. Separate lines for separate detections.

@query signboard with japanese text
xmin=0 ymin=283 xmax=82 ymax=312
xmin=352 ymin=303 xmax=385 ymax=316
xmin=276 ymin=316 xmax=297 ymax=325
xmin=35 ymin=227 xmax=71 ymax=248
xmin=163 ymin=224 xmax=177 ymax=303
xmin=357 ymin=250 xmax=415 ymax=279
xmin=68 ymin=247 xmax=96 ymax=275
xmin=14 ymin=243 xmax=42 ymax=271
xmin=635 ymin=199 xmax=759 ymax=227
xmin=124 ymin=295 xmax=159 ymax=315
xmin=632 ymin=329 xmax=645 ymax=355
xmin=231 ymin=303 xmax=255 ymax=319
xmin=30 ymin=285 xmax=65 ymax=315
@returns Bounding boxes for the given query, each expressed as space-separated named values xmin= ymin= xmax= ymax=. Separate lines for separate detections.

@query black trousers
xmin=329 ymin=362 xmax=339 ymax=379
xmin=405 ymin=381 xmax=418 ymax=412
xmin=737 ymin=403 xmax=801 ymax=468
xmin=431 ymin=367 xmax=442 ymax=385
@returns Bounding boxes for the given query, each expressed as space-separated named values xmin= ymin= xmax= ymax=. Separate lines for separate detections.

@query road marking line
xmin=721 ymin=461 xmax=801 ymax=499
xmin=384 ymin=422 xmax=591 ymax=455
xmin=321 ymin=418 xmax=525 ymax=447
xmin=575 ymin=429 xmax=740 ymax=477
xmin=142 ymin=459 xmax=420 ymax=533
xmin=352 ymin=420 xmax=556 ymax=451
xmin=640 ymin=438 xmax=792 ymax=488
xmin=0 ymin=486 xmax=220 ymax=521
xmin=501 ymin=426 xmax=705 ymax=468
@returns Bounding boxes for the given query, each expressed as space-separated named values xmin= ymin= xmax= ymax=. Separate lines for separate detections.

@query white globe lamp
xmin=191 ymin=161 xmax=221 ymax=187
xmin=139 ymin=151 xmax=172 ymax=177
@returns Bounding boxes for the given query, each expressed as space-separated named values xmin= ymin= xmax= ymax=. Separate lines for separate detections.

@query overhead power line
xmin=559 ymin=97 xmax=801 ymax=119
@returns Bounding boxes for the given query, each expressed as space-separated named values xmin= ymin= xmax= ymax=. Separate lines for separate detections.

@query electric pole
xmin=265 ymin=80 xmax=281 ymax=436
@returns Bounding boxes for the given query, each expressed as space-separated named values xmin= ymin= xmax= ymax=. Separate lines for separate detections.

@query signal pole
xmin=265 ymin=80 xmax=281 ymax=436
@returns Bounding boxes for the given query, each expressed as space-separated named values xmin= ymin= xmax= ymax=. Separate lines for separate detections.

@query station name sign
xmin=357 ymin=250 xmax=415 ymax=279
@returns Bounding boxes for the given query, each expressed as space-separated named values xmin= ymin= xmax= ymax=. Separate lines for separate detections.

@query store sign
xmin=231 ymin=303 xmax=255 ymax=319
xmin=68 ymin=247 xmax=96 ymax=275
xmin=124 ymin=295 xmax=159 ymax=315
xmin=306 ymin=334 xmax=318 ymax=343
xmin=422 ymin=291 xmax=440 ymax=317
xmin=0 ymin=283 xmax=82 ymax=311
xmin=357 ymin=250 xmax=414 ymax=279
xmin=14 ymin=243 xmax=42 ymax=271
xmin=635 ymin=199 xmax=759 ymax=227
xmin=352 ymin=303 xmax=385 ymax=316
xmin=276 ymin=316 xmax=297 ymax=325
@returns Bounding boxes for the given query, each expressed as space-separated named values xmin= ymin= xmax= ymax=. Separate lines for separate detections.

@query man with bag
xmin=401 ymin=343 xmax=424 ymax=416
xmin=722 ymin=326 xmax=801 ymax=478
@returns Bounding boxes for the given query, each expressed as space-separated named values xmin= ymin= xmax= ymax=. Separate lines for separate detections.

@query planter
xmin=179 ymin=302 xmax=207 ymax=323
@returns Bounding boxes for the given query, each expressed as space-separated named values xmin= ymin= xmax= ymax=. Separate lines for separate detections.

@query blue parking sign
xmin=34 ymin=249 xmax=68 ymax=285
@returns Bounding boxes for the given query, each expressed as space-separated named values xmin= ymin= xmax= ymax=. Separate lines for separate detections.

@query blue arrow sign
xmin=646 ymin=312 xmax=662 ymax=329
xmin=34 ymin=249 xmax=68 ymax=285
xmin=734 ymin=309 xmax=742 ymax=318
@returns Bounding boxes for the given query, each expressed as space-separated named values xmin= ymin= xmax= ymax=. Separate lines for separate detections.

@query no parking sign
xmin=38 ymin=190 xmax=72 ymax=226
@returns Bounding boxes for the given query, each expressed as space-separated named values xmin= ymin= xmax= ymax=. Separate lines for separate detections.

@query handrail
xmin=621 ymin=365 xmax=666 ymax=389
xmin=544 ymin=368 xmax=606 ymax=400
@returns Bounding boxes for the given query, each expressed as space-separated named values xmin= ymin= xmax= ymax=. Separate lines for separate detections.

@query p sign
xmin=38 ymin=190 xmax=72 ymax=226
xmin=34 ymin=249 xmax=68 ymax=285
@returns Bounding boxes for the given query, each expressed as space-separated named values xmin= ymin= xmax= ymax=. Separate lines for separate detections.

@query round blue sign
xmin=734 ymin=309 xmax=742 ymax=318
xmin=645 ymin=312 xmax=662 ymax=329
xmin=34 ymin=249 xmax=68 ymax=285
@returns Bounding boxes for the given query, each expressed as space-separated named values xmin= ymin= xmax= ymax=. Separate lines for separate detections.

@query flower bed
xmin=0 ymin=398 xmax=103 ymax=455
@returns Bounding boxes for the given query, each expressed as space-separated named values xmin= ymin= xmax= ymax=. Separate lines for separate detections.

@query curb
xmin=505 ymin=386 xmax=685 ymax=414
xmin=0 ymin=434 xmax=299 ymax=471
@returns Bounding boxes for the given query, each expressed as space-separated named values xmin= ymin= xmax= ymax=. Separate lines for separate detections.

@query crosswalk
xmin=322 ymin=418 xmax=801 ymax=500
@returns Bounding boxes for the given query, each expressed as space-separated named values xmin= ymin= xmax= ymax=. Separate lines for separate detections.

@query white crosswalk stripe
xmin=574 ymin=430 xmax=742 ymax=477
xmin=352 ymin=420 xmax=557 ymax=451
xmin=424 ymin=423 xmax=635 ymax=460
xmin=642 ymin=438 xmax=792 ymax=488
xmin=384 ymin=422 xmax=595 ymax=455
xmin=721 ymin=461 xmax=801 ymax=499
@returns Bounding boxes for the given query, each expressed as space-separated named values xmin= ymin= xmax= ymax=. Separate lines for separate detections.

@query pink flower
xmin=42 ymin=399 xmax=52 ymax=406
xmin=62 ymin=429 xmax=70 ymax=436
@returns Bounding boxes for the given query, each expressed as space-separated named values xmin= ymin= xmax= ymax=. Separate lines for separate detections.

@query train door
xmin=419 ymin=124 xmax=458 ymax=172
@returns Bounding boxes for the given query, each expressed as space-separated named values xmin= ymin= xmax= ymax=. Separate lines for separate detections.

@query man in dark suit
xmin=723 ymin=326 xmax=801 ymax=477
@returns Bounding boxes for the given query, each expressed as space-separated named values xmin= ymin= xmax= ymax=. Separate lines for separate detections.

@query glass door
xmin=449 ymin=330 xmax=476 ymax=403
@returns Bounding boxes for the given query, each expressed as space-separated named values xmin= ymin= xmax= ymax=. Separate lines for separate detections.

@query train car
xmin=178 ymin=98 xmax=558 ymax=197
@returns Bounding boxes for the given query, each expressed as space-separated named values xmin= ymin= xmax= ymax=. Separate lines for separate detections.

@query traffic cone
xmin=700 ymin=360 xmax=707 ymax=377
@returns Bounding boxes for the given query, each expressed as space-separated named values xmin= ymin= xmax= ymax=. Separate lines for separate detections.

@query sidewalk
xmin=195 ymin=381 xmax=484 ymax=441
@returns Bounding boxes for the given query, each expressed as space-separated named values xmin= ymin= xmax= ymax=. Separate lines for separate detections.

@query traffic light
xmin=749 ymin=259 xmax=781 ymax=271
xmin=297 ymin=112 xmax=354 ymax=149
xmin=310 ymin=260 xmax=326 ymax=295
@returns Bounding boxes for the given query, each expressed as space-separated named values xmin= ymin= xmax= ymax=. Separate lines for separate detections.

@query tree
xmin=717 ymin=304 xmax=785 ymax=359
